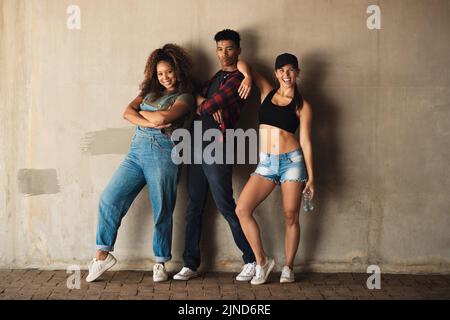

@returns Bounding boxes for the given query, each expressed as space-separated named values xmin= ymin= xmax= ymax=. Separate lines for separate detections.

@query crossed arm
xmin=123 ymin=96 xmax=166 ymax=128
xmin=195 ymin=61 xmax=254 ymax=123
xmin=123 ymin=95 xmax=190 ymax=128
xmin=196 ymin=74 xmax=245 ymax=116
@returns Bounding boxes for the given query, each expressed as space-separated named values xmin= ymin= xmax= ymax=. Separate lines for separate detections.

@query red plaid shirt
xmin=196 ymin=70 xmax=244 ymax=132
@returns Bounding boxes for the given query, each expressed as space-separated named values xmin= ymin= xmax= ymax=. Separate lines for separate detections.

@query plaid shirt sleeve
xmin=196 ymin=73 xmax=243 ymax=116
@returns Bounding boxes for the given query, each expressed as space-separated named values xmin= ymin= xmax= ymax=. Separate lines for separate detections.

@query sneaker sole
xmin=236 ymin=276 xmax=253 ymax=282
xmin=86 ymin=258 xmax=117 ymax=283
xmin=173 ymin=273 xmax=200 ymax=281
xmin=153 ymin=277 xmax=169 ymax=283
xmin=280 ymin=278 xmax=295 ymax=283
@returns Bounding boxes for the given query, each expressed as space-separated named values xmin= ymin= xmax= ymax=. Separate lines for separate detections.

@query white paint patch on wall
xmin=17 ymin=169 xmax=61 ymax=196
xmin=81 ymin=127 xmax=134 ymax=155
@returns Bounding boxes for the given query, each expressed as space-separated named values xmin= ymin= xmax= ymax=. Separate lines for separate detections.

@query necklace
xmin=276 ymin=90 xmax=294 ymax=99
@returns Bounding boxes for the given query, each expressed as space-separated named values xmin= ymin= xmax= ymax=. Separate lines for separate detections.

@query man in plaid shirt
xmin=196 ymin=65 xmax=245 ymax=133
xmin=174 ymin=29 xmax=257 ymax=282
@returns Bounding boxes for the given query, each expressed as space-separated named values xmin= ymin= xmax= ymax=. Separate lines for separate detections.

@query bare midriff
xmin=259 ymin=124 xmax=300 ymax=155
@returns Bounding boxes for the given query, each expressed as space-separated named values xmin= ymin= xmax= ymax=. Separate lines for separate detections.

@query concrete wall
xmin=1 ymin=0 xmax=449 ymax=274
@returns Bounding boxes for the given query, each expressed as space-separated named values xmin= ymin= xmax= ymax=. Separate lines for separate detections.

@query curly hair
xmin=139 ymin=43 xmax=193 ymax=101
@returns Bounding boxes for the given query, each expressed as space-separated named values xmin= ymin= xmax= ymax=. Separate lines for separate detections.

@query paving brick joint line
xmin=0 ymin=270 xmax=449 ymax=300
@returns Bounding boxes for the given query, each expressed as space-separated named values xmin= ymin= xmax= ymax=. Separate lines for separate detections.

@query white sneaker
xmin=153 ymin=263 xmax=168 ymax=282
xmin=86 ymin=253 xmax=117 ymax=283
xmin=173 ymin=267 xmax=199 ymax=281
xmin=236 ymin=262 xmax=256 ymax=281
xmin=280 ymin=265 xmax=295 ymax=283
xmin=250 ymin=256 xmax=275 ymax=285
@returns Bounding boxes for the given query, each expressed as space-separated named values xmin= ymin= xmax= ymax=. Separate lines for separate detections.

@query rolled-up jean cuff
xmin=96 ymin=245 xmax=114 ymax=252
xmin=155 ymin=256 xmax=171 ymax=263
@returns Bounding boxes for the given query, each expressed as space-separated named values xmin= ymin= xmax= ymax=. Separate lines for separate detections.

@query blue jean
xmin=96 ymin=127 xmax=180 ymax=263
xmin=183 ymin=162 xmax=256 ymax=271
xmin=183 ymin=162 xmax=255 ymax=271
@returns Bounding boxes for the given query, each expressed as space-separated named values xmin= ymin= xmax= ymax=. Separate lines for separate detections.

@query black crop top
xmin=258 ymin=89 xmax=302 ymax=134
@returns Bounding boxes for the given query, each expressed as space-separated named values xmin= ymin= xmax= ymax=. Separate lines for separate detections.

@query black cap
xmin=275 ymin=53 xmax=299 ymax=70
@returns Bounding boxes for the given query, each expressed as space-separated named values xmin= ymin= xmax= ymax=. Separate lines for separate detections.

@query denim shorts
xmin=251 ymin=149 xmax=308 ymax=184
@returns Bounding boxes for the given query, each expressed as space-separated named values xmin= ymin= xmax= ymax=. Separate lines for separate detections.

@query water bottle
xmin=302 ymin=191 xmax=314 ymax=212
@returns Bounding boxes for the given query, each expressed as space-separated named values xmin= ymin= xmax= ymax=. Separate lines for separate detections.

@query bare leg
xmin=236 ymin=175 xmax=276 ymax=265
xmin=96 ymin=250 xmax=109 ymax=261
xmin=280 ymin=181 xmax=304 ymax=268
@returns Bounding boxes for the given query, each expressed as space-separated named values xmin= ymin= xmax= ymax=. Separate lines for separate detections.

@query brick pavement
xmin=0 ymin=269 xmax=449 ymax=300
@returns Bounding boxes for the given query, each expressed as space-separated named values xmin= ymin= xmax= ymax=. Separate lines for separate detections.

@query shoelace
xmin=90 ymin=259 xmax=104 ymax=272
xmin=281 ymin=268 xmax=291 ymax=278
xmin=154 ymin=265 xmax=166 ymax=276
xmin=242 ymin=263 xmax=255 ymax=274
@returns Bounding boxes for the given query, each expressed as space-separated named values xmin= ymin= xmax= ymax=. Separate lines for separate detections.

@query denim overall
xmin=96 ymin=94 xmax=180 ymax=262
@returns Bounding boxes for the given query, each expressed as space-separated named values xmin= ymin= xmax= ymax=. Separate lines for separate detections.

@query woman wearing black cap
xmin=234 ymin=53 xmax=314 ymax=285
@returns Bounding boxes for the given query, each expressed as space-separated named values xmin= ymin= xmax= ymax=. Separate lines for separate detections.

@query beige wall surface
xmin=1 ymin=0 xmax=449 ymax=274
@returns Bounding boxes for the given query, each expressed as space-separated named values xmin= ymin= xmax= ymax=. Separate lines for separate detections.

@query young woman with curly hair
xmin=86 ymin=44 xmax=195 ymax=283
